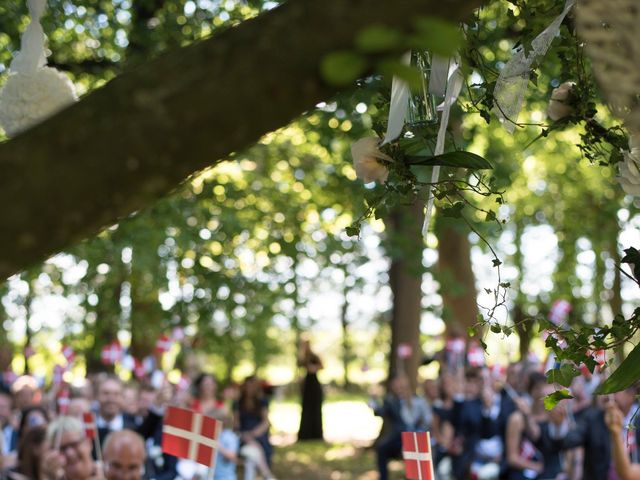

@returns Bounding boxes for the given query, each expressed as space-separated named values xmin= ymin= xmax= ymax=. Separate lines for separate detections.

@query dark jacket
xmin=559 ymin=405 xmax=640 ymax=480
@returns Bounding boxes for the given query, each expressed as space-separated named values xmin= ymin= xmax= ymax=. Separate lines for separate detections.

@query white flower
xmin=618 ymin=133 xmax=640 ymax=195
xmin=546 ymin=81 xmax=575 ymax=121
xmin=0 ymin=66 xmax=77 ymax=137
xmin=351 ymin=137 xmax=393 ymax=184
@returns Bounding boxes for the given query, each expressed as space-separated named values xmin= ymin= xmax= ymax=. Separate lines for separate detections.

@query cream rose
xmin=617 ymin=133 xmax=640 ymax=195
xmin=351 ymin=137 xmax=393 ymax=184
xmin=546 ymin=81 xmax=575 ymax=121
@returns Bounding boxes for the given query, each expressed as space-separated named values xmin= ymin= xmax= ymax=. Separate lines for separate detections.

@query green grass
xmin=267 ymin=396 xmax=407 ymax=479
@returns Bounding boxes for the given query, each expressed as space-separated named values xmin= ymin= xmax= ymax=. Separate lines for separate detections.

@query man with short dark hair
xmin=95 ymin=376 xmax=163 ymax=450
xmin=103 ymin=430 xmax=146 ymax=480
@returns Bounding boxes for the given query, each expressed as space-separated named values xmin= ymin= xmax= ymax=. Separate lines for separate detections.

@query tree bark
xmin=387 ymin=203 xmax=425 ymax=389
xmin=0 ymin=0 xmax=480 ymax=280
xmin=435 ymin=215 xmax=479 ymax=334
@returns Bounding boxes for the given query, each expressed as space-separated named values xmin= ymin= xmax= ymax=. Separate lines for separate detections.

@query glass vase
xmin=406 ymin=50 xmax=438 ymax=130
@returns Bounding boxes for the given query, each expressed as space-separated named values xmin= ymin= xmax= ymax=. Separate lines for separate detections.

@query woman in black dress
xmin=297 ymin=340 xmax=323 ymax=441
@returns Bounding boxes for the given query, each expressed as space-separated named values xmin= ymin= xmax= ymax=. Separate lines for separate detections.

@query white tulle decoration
xmin=0 ymin=0 xmax=77 ymax=137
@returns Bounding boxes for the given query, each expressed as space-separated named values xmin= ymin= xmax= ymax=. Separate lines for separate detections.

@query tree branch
xmin=0 ymin=0 xmax=481 ymax=279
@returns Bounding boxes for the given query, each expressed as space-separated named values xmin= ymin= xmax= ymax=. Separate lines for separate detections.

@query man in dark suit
xmin=556 ymin=386 xmax=640 ymax=480
xmin=95 ymin=376 xmax=164 ymax=455
xmin=449 ymin=368 xmax=498 ymax=480
xmin=370 ymin=375 xmax=432 ymax=480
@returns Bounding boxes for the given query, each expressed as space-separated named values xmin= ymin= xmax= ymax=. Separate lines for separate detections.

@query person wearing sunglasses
xmin=41 ymin=416 xmax=97 ymax=480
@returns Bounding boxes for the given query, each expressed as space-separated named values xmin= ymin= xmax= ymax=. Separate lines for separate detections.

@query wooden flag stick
xmin=94 ymin=431 xmax=104 ymax=475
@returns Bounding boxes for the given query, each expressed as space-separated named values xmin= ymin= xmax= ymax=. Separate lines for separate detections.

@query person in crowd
xmin=177 ymin=408 xmax=242 ymax=480
xmin=448 ymin=368 xmax=497 ymax=479
xmin=430 ymin=373 xmax=456 ymax=472
xmin=370 ymin=375 xmax=432 ymax=480
xmin=233 ymin=376 xmax=276 ymax=480
xmin=556 ymin=385 xmax=640 ymax=480
xmin=606 ymin=400 xmax=640 ymax=480
xmin=504 ymin=372 xmax=568 ymax=480
xmin=213 ymin=409 xmax=240 ymax=480
xmin=18 ymin=405 xmax=49 ymax=439
xmin=297 ymin=339 xmax=324 ymax=442
xmin=67 ymin=396 xmax=92 ymax=419
xmin=121 ymin=385 xmax=140 ymax=419
xmin=192 ymin=374 xmax=225 ymax=413
xmin=103 ymin=430 xmax=146 ymax=480
xmin=1 ymin=424 xmax=47 ymax=480
xmin=95 ymin=375 xmax=164 ymax=448
xmin=0 ymin=388 xmax=17 ymax=469
xmin=41 ymin=416 xmax=98 ymax=480
xmin=10 ymin=377 xmax=39 ymax=412
xmin=139 ymin=384 xmax=178 ymax=480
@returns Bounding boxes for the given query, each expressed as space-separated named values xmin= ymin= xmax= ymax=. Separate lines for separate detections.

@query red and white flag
xmin=401 ymin=431 xmax=434 ymax=480
xmin=61 ymin=345 xmax=76 ymax=364
xmin=467 ymin=342 xmax=485 ymax=367
xmin=57 ymin=388 xmax=70 ymax=414
xmin=101 ymin=341 xmax=122 ymax=365
xmin=156 ymin=334 xmax=173 ymax=354
xmin=83 ymin=412 xmax=97 ymax=439
xmin=162 ymin=406 xmax=222 ymax=468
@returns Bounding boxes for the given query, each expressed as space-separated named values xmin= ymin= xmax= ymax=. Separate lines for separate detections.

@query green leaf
xmin=546 ymin=363 xmax=580 ymax=388
xmin=345 ymin=225 xmax=360 ymax=237
xmin=378 ymin=59 xmax=422 ymax=90
xmin=355 ymin=25 xmax=404 ymax=53
xmin=408 ymin=151 xmax=493 ymax=170
xmin=321 ymin=51 xmax=367 ymax=86
xmin=410 ymin=17 xmax=462 ymax=57
xmin=441 ymin=202 xmax=465 ymax=218
xmin=544 ymin=389 xmax=573 ymax=410
xmin=597 ymin=343 xmax=640 ymax=394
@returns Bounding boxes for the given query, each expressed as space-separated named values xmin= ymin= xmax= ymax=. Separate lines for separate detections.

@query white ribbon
xmin=428 ymin=54 xmax=451 ymax=97
xmin=494 ymin=0 xmax=575 ymax=132
xmin=10 ymin=0 xmax=47 ymax=74
xmin=381 ymin=52 xmax=412 ymax=146
xmin=422 ymin=59 xmax=463 ymax=237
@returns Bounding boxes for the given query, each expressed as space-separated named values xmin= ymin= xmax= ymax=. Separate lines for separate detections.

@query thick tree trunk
xmin=0 ymin=0 xmax=481 ymax=279
xmin=435 ymin=216 xmax=479 ymax=334
xmin=387 ymin=203 xmax=425 ymax=389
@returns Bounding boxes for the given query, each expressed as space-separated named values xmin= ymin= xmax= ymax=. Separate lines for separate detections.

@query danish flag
xmin=156 ymin=334 xmax=173 ymax=354
xmin=61 ymin=345 xmax=76 ymax=364
xmin=162 ymin=406 xmax=222 ymax=468
xmin=57 ymin=388 xmax=70 ymax=414
xmin=401 ymin=431 xmax=435 ymax=480
xmin=83 ymin=412 xmax=97 ymax=439
xmin=101 ymin=342 xmax=122 ymax=365
xmin=467 ymin=342 xmax=485 ymax=367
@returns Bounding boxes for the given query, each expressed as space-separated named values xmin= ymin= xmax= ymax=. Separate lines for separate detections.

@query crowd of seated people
xmin=370 ymin=360 xmax=640 ymax=480
xmin=0 ymin=370 xmax=277 ymax=480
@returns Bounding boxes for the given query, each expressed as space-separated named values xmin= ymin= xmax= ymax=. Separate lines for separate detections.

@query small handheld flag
xmin=83 ymin=412 xmax=97 ymax=439
xmin=401 ymin=431 xmax=435 ymax=480
xmin=101 ymin=341 xmax=122 ymax=365
xmin=162 ymin=406 xmax=222 ymax=469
